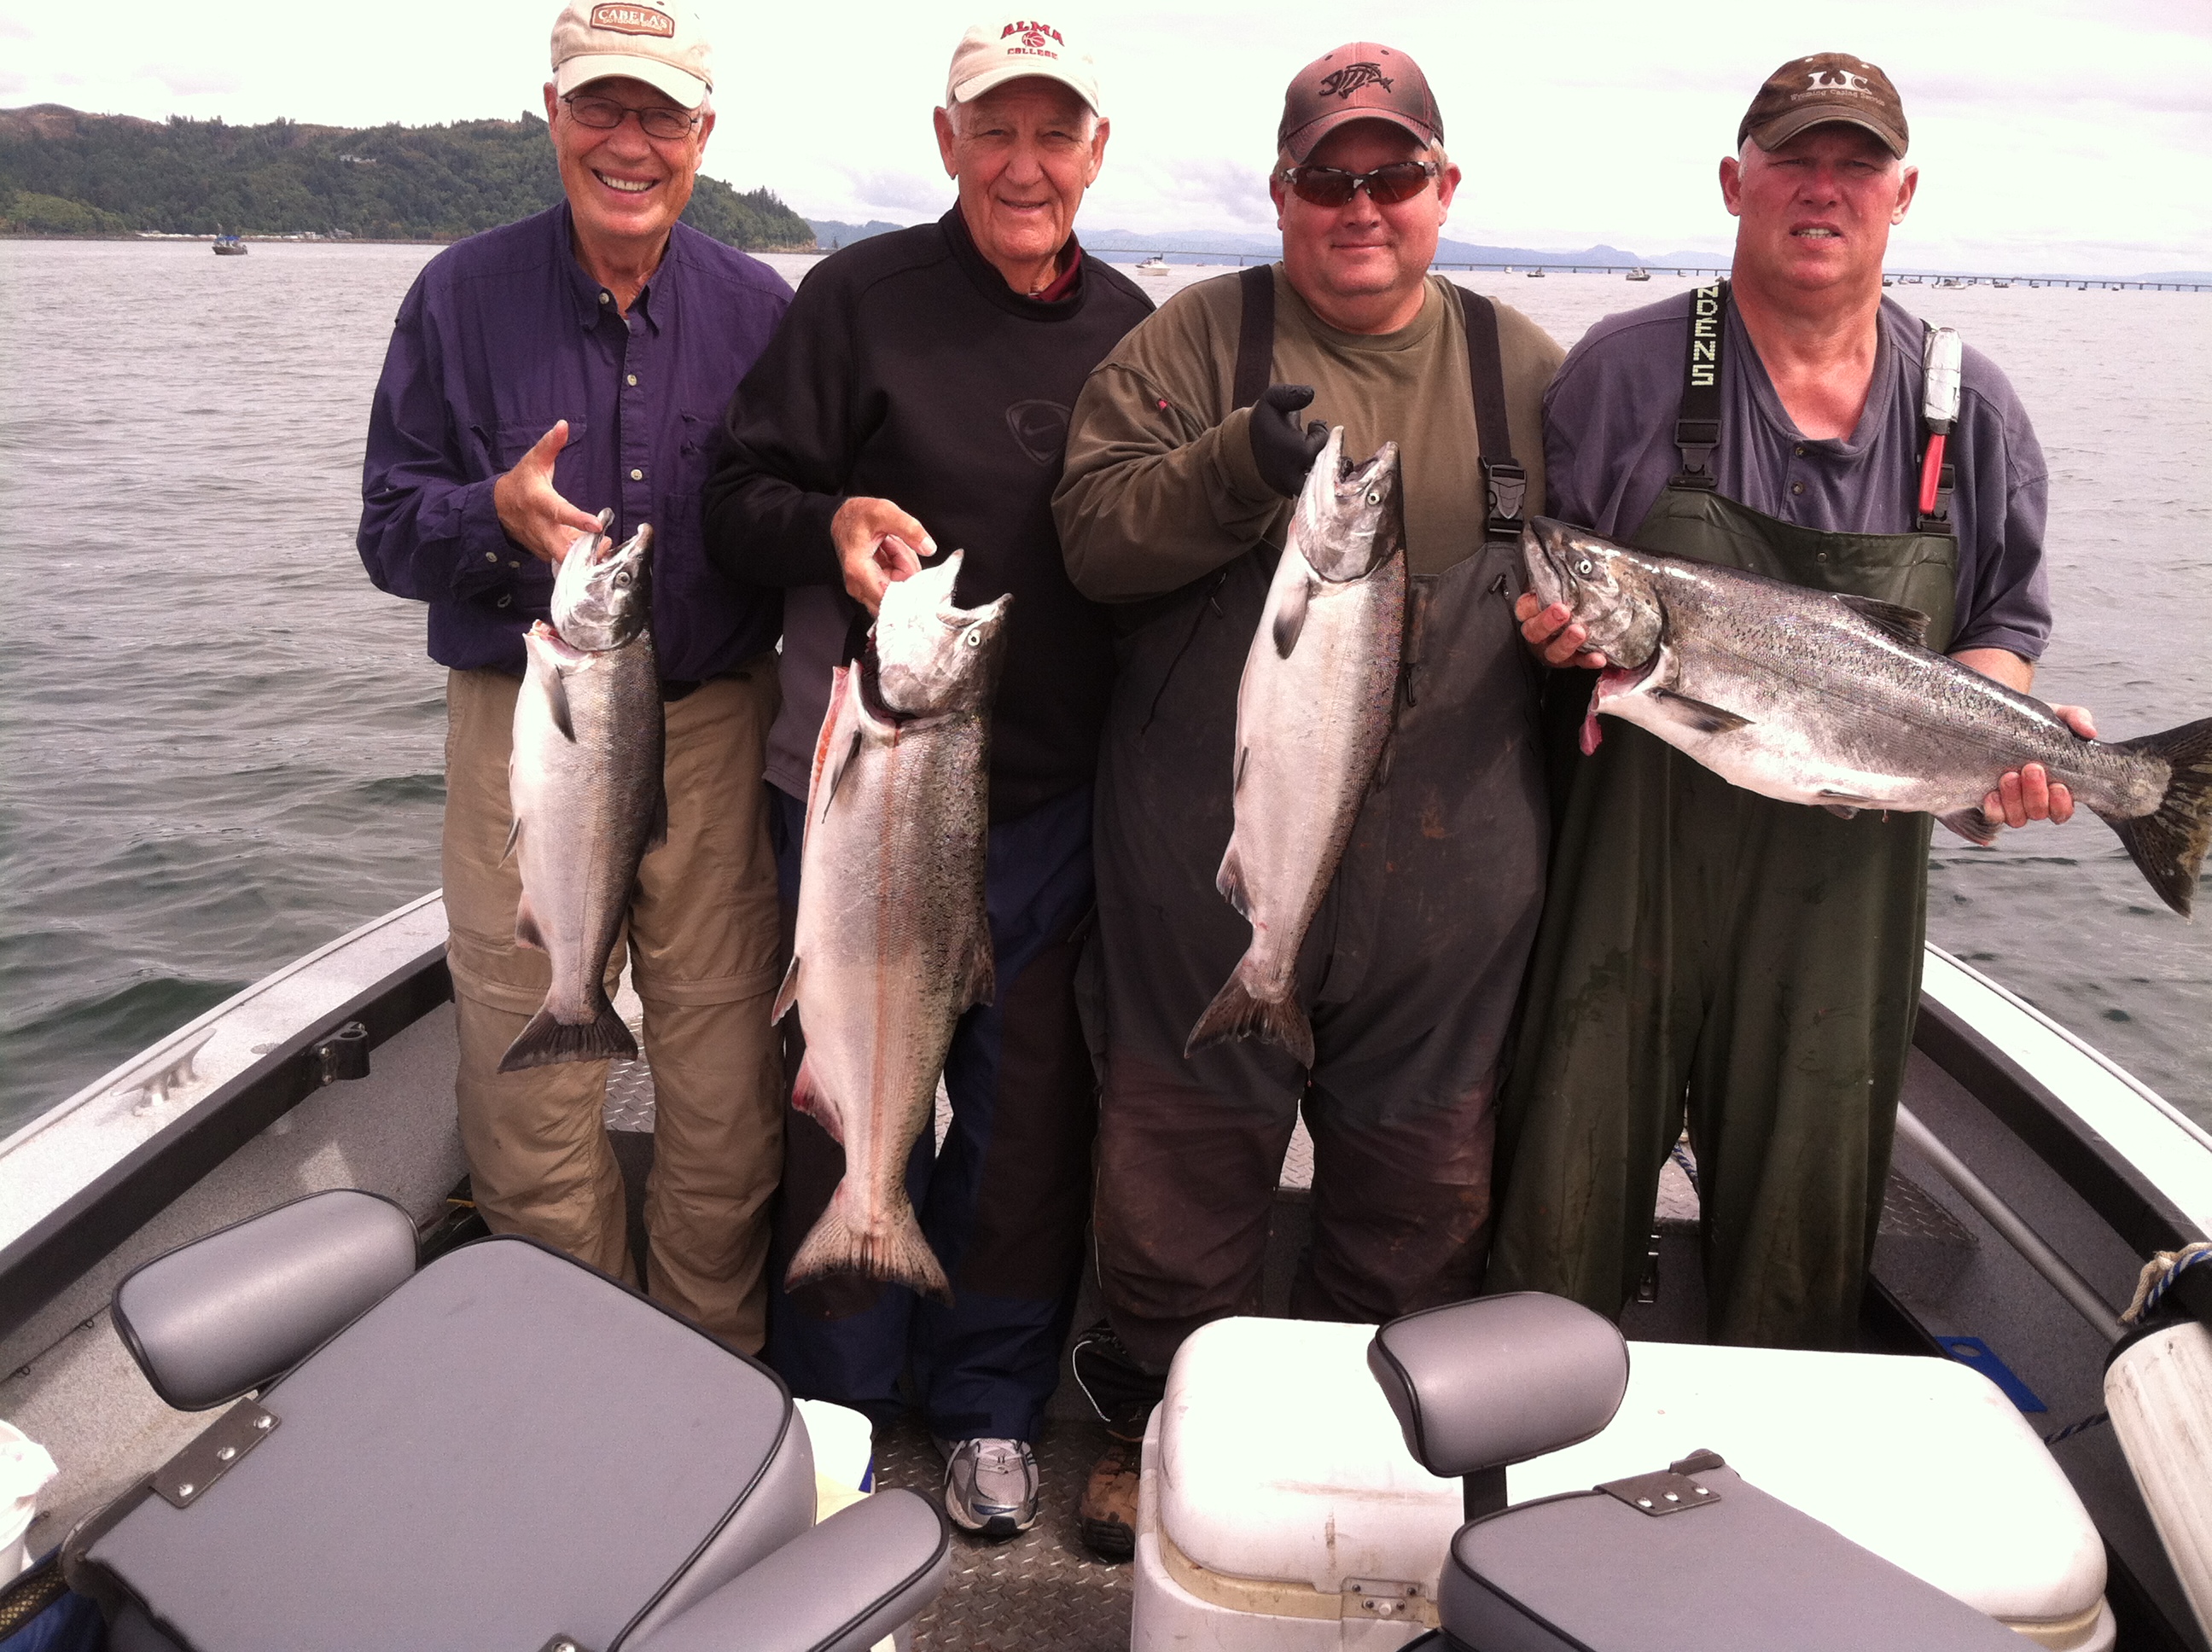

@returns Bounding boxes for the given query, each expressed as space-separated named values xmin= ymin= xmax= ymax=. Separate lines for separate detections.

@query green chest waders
xmin=1488 ymin=282 xmax=1960 ymax=1351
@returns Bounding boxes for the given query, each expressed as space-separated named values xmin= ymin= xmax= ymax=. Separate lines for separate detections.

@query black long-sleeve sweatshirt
xmin=702 ymin=208 xmax=1153 ymax=822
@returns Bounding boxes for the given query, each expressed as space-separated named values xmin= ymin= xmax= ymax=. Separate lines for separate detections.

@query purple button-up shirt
xmin=358 ymin=203 xmax=791 ymax=680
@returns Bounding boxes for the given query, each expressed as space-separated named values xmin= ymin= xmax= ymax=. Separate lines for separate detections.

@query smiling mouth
xmin=1793 ymin=227 xmax=1842 ymax=239
xmin=595 ymin=172 xmax=657 ymax=195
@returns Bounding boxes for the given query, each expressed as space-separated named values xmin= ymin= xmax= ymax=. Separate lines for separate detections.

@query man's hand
xmin=1983 ymin=705 xmax=2096 ymax=829
xmin=492 ymin=421 xmax=606 ymax=567
xmin=1250 ymin=383 xmax=1330 ymax=497
xmin=1512 ymin=592 xmax=1610 ymax=670
xmin=832 ymin=497 xmax=936 ymax=614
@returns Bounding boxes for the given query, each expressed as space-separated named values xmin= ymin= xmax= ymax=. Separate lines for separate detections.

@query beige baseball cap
xmin=945 ymin=17 xmax=1102 ymax=115
xmin=551 ymin=1 xmax=713 ymax=111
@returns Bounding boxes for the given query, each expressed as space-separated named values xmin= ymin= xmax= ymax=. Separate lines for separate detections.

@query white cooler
xmin=1132 ymin=1318 xmax=2113 ymax=1651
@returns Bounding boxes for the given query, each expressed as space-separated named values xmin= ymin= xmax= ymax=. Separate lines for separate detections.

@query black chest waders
xmin=1487 ymin=282 xmax=1962 ymax=1351
xmin=1089 ymin=268 xmax=1551 ymax=1370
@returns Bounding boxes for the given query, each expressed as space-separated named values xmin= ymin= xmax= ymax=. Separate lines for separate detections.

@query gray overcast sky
xmin=4 ymin=0 xmax=2208 ymax=274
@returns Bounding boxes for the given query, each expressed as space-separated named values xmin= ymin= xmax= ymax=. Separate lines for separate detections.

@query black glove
xmin=1249 ymin=383 xmax=1330 ymax=497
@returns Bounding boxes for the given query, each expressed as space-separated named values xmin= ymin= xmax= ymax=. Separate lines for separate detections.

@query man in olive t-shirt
xmin=1051 ymin=42 xmax=1563 ymax=1561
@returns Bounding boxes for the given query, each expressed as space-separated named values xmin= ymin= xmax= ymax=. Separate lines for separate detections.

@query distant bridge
xmin=1097 ymin=252 xmax=2211 ymax=294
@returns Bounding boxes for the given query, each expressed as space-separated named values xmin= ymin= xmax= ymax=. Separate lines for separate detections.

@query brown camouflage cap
xmin=1278 ymin=44 xmax=1442 ymax=164
xmin=1739 ymin=52 xmax=1908 ymax=158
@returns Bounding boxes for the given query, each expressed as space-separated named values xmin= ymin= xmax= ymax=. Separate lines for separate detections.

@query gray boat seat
xmin=1371 ymin=1296 xmax=2028 ymax=1651
xmin=70 ymin=1190 xmax=948 ymax=1652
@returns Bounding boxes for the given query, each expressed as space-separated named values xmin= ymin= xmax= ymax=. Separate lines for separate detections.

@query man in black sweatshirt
xmin=701 ymin=18 xmax=1150 ymax=1539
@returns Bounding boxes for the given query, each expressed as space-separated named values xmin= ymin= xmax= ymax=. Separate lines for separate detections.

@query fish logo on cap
xmin=591 ymin=2 xmax=674 ymax=37
xmin=1318 ymin=61 xmax=1393 ymax=100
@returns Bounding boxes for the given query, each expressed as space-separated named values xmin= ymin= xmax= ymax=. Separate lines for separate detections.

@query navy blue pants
xmin=765 ymin=783 xmax=1099 ymax=1442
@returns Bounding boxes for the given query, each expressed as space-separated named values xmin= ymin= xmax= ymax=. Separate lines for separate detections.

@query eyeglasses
xmin=1279 ymin=160 xmax=1439 ymax=208
xmin=561 ymin=94 xmax=700 ymax=142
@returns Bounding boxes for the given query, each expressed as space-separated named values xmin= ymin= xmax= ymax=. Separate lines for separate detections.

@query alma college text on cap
xmin=551 ymin=1 xmax=714 ymax=111
xmin=1738 ymin=52 xmax=1908 ymax=158
xmin=1278 ymin=44 xmax=1443 ymax=165
xmin=946 ymin=18 xmax=1103 ymax=116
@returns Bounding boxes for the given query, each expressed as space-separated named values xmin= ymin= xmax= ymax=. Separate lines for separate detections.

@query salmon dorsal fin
xmin=1837 ymin=593 xmax=1934 ymax=650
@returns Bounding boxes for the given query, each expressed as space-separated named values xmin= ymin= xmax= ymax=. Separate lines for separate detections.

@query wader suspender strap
xmin=1673 ymin=279 xmax=1726 ymax=490
xmin=1916 ymin=322 xmax=1959 ymax=537
xmin=1231 ymin=264 xmax=1275 ymax=410
xmin=1456 ymin=288 xmax=1525 ymax=545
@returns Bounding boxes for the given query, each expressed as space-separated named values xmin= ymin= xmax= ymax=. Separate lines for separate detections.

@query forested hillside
xmin=0 ymin=105 xmax=815 ymax=248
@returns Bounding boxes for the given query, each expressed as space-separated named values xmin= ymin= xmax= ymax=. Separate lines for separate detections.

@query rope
xmin=2120 ymin=1241 xmax=2212 ymax=1325
xmin=1670 ymin=1140 xmax=1699 ymax=1195
xmin=2043 ymin=1411 xmax=2111 ymax=1446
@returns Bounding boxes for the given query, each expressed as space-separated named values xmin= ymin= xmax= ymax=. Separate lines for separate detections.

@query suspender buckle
xmin=1674 ymin=418 xmax=1720 ymax=491
xmin=1481 ymin=457 xmax=1527 ymax=543
xmin=1917 ymin=460 xmax=1957 ymax=535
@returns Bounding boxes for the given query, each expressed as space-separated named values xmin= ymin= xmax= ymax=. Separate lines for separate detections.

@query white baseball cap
xmin=945 ymin=17 xmax=1102 ymax=116
xmin=551 ymin=1 xmax=713 ymax=111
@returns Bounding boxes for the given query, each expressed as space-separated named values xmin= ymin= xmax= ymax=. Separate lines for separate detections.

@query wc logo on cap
xmin=591 ymin=3 xmax=675 ymax=38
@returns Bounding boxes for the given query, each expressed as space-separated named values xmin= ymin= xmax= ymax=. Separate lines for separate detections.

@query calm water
xmin=1 ymin=241 xmax=2206 ymax=1139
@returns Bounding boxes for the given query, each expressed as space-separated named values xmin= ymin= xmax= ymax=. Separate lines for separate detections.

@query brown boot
xmin=1078 ymin=1429 xmax=1144 ymax=1562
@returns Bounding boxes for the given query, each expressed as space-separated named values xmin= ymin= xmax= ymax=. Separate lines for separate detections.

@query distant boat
xmin=1626 ymin=268 xmax=1652 ymax=282
xmin=1993 ymin=279 xmax=2011 ymax=289
xmin=1937 ymin=277 xmax=1965 ymax=289
xmin=1526 ymin=267 xmax=1545 ymax=278
xmin=212 ymin=233 xmax=247 ymax=257
xmin=1136 ymin=255 xmax=1170 ymax=274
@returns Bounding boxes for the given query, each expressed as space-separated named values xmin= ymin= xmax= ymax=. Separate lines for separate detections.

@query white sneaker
xmin=935 ymin=1436 xmax=1040 ymax=1539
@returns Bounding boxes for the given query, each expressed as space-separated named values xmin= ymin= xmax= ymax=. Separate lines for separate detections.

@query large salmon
xmin=1523 ymin=515 xmax=2212 ymax=916
xmin=499 ymin=518 xmax=667 ymax=1069
xmin=776 ymin=553 xmax=1011 ymax=1302
xmin=1187 ymin=428 xmax=1407 ymax=1064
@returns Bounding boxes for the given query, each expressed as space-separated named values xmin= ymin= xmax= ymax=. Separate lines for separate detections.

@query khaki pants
xmin=442 ymin=661 xmax=785 ymax=1351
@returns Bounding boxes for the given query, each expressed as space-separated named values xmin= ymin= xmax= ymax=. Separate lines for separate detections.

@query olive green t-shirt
xmin=1055 ymin=266 xmax=1563 ymax=596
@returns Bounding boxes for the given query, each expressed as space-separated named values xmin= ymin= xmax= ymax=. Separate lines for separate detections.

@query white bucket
xmin=0 ymin=1420 xmax=58 ymax=1577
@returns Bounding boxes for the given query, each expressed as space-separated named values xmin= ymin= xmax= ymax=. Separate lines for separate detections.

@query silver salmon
xmin=1523 ymin=515 xmax=2212 ymax=916
xmin=1187 ymin=428 xmax=1407 ymax=1063
xmin=499 ymin=519 xmax=667 ymax=1069
xmin=775 ymin=553 xmax=1011 ymax=1302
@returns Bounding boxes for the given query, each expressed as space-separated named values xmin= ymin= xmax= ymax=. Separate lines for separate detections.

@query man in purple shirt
xmin=358 ymin=0 xmax=792 ymax=1352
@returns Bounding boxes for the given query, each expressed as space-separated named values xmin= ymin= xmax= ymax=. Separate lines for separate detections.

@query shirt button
xmin=496 ymin=594 xmax=512 ymax=608
xmin=1790 ymin=480 xmax=1805 ymax=495
xmin=631 ymin=468 xmax=643 ymax=480
xmin=509 ymin=560 xmax=520 ymax=568
xmin=1794 ymin=445 xmax=1807 ymax=457
xmin=485 ymin=551 xmax=498 ymax=562
xmin=626 ymin=374 xmax=637 ymax=386
xmin=599 ymin=292 xmax=611 ymax=305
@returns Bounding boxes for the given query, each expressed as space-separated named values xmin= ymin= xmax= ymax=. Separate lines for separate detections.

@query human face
xmin=543 ymin=75 xmax=714 ymax=260
xmin=1720 ymin=124 xmax=1917 ymax=300
xmin=933 ymin=79 xmax=1108 ymax=288
xmin=1271 ymin=120 xmax=1458 ymax=334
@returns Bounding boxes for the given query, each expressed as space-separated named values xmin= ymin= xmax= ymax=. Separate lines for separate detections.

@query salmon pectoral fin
xmin=1650 ymin=686 xmax=1753 ymax=735
xmin=544 ymin=666 xmax=576 ymax=743
xmin=498 ymin=994 xmax=637 ymax=1073
xmin=771 ymin=954 xmax=802 ymax=1025
xmin=1186 ymin=965 xmax=1314 ymax=1067
xmin=785 ymin=1183 xmax=952 ymax=1306
xmin=500 ymin=815 xmax=522 ymax=865
xmin=1272 ymin=574 xmax=1315 ymax=659
xmin=514 ymin=894 xmax=547 ymax=951
xmin=790 ymin=1051 xmax=843 ymax=1144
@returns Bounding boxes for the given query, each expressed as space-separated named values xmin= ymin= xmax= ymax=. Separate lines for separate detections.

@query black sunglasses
xmin=1280 ymin=160 xmax=1439 ymax=208
xmin=562 ymin=94 xmax=700 ymax=142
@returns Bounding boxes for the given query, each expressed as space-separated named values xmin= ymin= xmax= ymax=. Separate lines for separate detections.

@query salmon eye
xmin=614 ymin=571 xmax=632 ymax=587
xmin=1365 ymin=492 xmax=1380 ymax=505
xmin=963 ymin=629 xmax=982 ymax=648
xmin=1576 ymin=558 xmax=1593 ymax=577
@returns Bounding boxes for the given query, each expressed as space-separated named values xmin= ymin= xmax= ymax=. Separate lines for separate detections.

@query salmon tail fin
xmin=785 ymin=1184 xmax=952 ymax=1305
xmin=1185 ymin=964 xmax=1313 ymax=1067
xmin=2103 ymin=716 xmax=2212 ymax=918
xmin=498 ymin=994 xmax=637 ymax=1073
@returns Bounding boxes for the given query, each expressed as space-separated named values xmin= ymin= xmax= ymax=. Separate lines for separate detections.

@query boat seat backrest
xmin=1367 ymin=1293 xmax=1630 ymax=1477
xmin=111 ymin=1188 xmax=417 ymax=1411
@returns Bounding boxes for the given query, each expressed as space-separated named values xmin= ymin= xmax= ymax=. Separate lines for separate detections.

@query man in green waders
xmin=1489 ymin=53 xmax=2094 ymax=1349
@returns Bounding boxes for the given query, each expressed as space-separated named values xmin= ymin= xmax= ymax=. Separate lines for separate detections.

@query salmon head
xmin=552 ymin=521 xmax=654 ymax=652
xmin=868 ymin=550 xmax=1012 ymax=718
xmin=1294 ymin=426 xmax=1404 ymax=582
xmin=1521 ymin=516 xmax=1664 ymax=669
